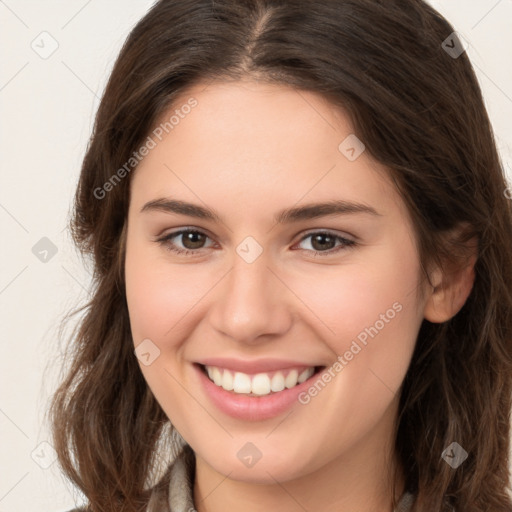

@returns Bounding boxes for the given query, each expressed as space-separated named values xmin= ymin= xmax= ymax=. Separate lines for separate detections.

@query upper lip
xmin=195 ymin=357 xmax=322 ymax=374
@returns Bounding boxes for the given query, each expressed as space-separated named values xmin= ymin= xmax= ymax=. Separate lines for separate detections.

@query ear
xmin=423 ymin=231 xmax=478 ymax=323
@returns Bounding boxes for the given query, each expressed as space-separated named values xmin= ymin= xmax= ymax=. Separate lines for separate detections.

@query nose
xmin=207 ymin=249 xmax=293 ymax=345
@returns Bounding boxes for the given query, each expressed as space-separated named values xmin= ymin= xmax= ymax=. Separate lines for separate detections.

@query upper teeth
xmin=205 ymin=365 xmax=315 ymax=396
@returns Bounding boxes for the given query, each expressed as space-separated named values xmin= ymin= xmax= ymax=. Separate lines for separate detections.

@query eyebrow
xmin=140 ymin=197 xmax=381 ymax=224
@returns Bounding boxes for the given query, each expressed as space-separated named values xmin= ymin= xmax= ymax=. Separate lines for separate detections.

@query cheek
xmin=293 ymin=252 xmax=419 ymax=342
xmin=285 ymin=249 xmax=421 ymax=443
xmin=124 ymin=241 xmax=210 ymax=429
xmin=124 ymin=241 xmax=213 ymax=345
xmin=289 ymin=243 xmax=422 ymax=391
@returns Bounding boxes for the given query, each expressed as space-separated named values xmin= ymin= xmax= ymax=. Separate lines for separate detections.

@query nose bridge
xmin=232 ymin=241 xmax=274 ymax=294
xmin=208 ymin=242 xmax=292 ymax=343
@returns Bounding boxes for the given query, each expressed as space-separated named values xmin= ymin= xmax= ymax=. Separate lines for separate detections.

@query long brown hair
xmin=47 ymin=1 xmax=512 ymax=510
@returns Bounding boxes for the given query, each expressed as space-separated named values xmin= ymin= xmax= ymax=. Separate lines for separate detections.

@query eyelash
xmin=156 ymin=228 xmax=357 ymax=258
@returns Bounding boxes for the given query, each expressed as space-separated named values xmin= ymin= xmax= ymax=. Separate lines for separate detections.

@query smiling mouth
xmin=197 ymin=363 xmax=325 ymax=397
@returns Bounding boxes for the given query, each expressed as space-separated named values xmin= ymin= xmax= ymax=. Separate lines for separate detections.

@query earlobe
xmin=423 ymin=244 xmax=478 ymax=324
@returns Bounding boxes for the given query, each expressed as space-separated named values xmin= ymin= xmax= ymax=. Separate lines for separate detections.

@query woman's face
xmin=124 ymin=79 xmax=428 ymax=483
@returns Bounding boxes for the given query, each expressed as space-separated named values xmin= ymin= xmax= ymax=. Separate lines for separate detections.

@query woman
xmin=48 ymin=1 xmax=512 ymax=511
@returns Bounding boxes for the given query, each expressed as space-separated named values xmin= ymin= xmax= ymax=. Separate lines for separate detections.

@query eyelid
xmin=156 ymin=227 xmax=355 ymax=245
xmin=157 ymin=226 xmax=356 ymax=241
xmin=157 ymin=225 xmax=216 ymax=239
xmin=156 ymin=227 xmax=217 ymax=249
xmin=297 ymin=228 xmax=356 ymax=242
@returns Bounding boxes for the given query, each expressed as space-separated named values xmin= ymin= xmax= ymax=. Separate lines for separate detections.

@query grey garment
xmin=395 ymin=491 xmax=416 ymax=512
xmin=158 ymin=444 xmax=416 ymax=512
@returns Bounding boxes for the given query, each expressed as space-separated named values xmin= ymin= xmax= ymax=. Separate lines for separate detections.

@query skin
xmin=124 ymin=78 xmax=476 ymax=512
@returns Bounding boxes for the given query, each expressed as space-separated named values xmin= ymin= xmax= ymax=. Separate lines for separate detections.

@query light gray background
xmin=1 ymin=1 xmax=511 ymax=511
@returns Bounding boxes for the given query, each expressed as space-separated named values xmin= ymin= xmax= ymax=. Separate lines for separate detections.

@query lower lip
xmin=193 ymin=363 xmax=324 ymax=421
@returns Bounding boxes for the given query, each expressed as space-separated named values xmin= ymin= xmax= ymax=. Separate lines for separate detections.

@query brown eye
xmin=157 ymin=229 xmax=214 ymax=255
xmin=180 ymin=231 xmax=208 ymax=249
xmin=295 ymin=231 xmax=356 ymax=256
xmin=310 ymin=233 xmax=337 ymax=251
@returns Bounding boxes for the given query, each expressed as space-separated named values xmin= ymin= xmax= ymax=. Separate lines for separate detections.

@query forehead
xmin=129 ymin=79 xmax=405 ymax=225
